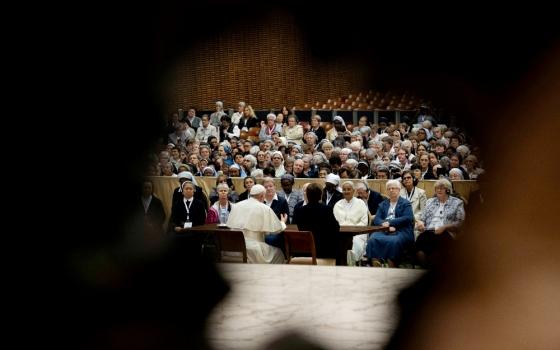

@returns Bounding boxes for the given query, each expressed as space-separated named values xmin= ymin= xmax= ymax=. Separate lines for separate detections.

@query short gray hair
xmin=262 ymin=176 xmax=275 ymax=186
xmin=385 ymin=179 xmax=401 ymax=190
xmin=312 ymin=152 xmax=328 ymax=164
xmin=456 ymin=145 xmax=470 ymax=158
xmin=434 ymin=178 xmax=453 ymax=192
xmin=251 ymin=169 xmax=264 ymax=178
xmin=321 ymin=141 xmax=333 ymax=150
xmin=354 ymin=181 xmax=368 ymax=191
xmin=365 ymin=148 xmax=377 ymax=158
xmin=359 ymin=126 xmax=371 ymax=135
xmin=216 ymin=183 xmax=230 ymax=192
xmin=244 ymin=154 xmax=257 ymax=168
xmin=449 ymin=168 xmax=464 ymax=180
xmin=345 ymin=159 xmax=358 ymax=169
xmin=302 ymin=154 xmax=313 ymax=164
xmin=304 ymin=132 xmax=318 ymax=142
xmin=263 ymin=139 xmax=275 ymax=150
xmin=341 ymin=180 xmax=355 ymax=189
xmin=250 ymin=145 xmax=261 ymax=156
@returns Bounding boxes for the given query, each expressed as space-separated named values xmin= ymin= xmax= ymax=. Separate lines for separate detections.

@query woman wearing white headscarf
xmin=327 ymin=115 xmax=350 ymax=142
xmin=171 ymin=171 xmax=208 ymax=210
xmin=270 ymin=151 xmax=286 ymax=177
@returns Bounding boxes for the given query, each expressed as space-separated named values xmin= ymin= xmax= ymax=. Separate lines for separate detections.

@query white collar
xmin=265 ymin=193 xmax=278 ymax=204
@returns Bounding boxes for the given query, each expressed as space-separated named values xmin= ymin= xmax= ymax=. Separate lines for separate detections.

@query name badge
xmin=183 ymin=222 xmax=193 ymax=229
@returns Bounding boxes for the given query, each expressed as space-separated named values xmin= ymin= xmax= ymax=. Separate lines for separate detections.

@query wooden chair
xmin=216 ymin=230 xmax=247 ymax=263
xmin=284 ymin=230 xmax=335 ymax=266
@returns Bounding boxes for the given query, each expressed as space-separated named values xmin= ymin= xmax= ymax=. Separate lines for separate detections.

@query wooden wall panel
xmin=162 ymin=12 xmax=370 ymax=113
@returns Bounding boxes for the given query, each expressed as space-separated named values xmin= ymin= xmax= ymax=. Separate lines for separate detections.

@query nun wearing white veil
xmin=326 ymin=115 xmax=349 ymax=142
xmin=226 ymin=184 xmax=287 ymax=263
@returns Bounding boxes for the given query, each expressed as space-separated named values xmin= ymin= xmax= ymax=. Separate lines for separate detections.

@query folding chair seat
xmin=284 ymin=230 xmax=335 ymax=266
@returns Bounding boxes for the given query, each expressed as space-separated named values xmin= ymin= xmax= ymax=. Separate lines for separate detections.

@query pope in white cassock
xmin=226 ymin=184 xmax=287 ymax=263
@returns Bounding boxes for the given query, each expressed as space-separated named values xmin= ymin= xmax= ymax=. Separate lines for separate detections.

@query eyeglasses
xmin=403 ymin=176 xmax=413 ymax=180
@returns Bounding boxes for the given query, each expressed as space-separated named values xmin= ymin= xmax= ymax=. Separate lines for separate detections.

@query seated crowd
xmin=141 ymin=100 xmax=482 ymax=268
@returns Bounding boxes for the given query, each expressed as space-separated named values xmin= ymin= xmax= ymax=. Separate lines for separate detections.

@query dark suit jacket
xmin=292 ymin=202 xmax=340 ymax=258
xmin=238 ymin=190 xmax=249 ymax=202
xmin=238 ymin=117 xmax=258 ymax=129
xmin=422 ymin=165 xmax=437 ymax=180
xmin=169 ymin=197 xmax=207 ymax=232
xmin=321 ymin=189 xmax=344 ymax=209
xmin=142 ymin=195 xmax=166 ymax=235
xmin=455 ymin=166 xmax=470 ymax=180
xmin=366 ymin=189 xmax=385 ymax=216
xmin=310 ymin=126 xmax=326 ymax=142
xmin=293 ymin=200 xmax=305 ymax=212
xmin=268 ymin=196 xmax=289 ymax=219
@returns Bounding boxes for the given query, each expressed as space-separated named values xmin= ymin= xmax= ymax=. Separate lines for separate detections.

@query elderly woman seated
xmin=259 ymin=113 xmax=283 ymax=141
xmin=400 ymin=170 xmax=427 ymax=241
xmin=283 ymin=115 xmax=304 ymax=145
xmin=463 ymin=154 xmax=485 ymax=180
xmin=208 ymin=174 xmax=239 ymax=204
xmin=206 ymin=183 xmax=235 ymax=224
xmin=366 ymin=180 xmax=415 ymax=267
xmin=448 ymin=167 xmax=464 ymax=180
xmin=415 ymin=178 xmax=465 ymax=268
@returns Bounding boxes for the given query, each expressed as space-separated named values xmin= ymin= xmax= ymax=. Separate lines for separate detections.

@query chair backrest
xmin=216 ymin=230 xmax=247 ymax=263
xmin=284 ymin=230 xmax=317 ymax=265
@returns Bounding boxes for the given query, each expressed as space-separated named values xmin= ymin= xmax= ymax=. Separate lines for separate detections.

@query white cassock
xmin=226 ymin=197 xmax=286 ymax=264
xmin=333 ymin=197 xmax=369 ymax=265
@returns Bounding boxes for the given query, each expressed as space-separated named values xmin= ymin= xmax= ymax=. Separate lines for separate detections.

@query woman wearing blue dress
xmin=366 ymin=179 xmax=414 ymax=267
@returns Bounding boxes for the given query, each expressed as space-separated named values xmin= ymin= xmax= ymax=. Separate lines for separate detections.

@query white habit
xmin=226 ymin=197 xmax=286 ymax=264
xmin=333 ymin=197 xmax=369 ymax=265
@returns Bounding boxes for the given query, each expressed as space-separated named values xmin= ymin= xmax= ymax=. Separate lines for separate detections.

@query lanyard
xmin=388 ymin=202 xmax=397 ymax=218
xmin=184 ymin=198 xmax=193 ymax=220
xmin=285 ymin=191 xmax=292 ymax=203
xmin=406 ymin=187 xmax=415 ymax=201
xmin=267 ymin=125 xmax=275 ymax=135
